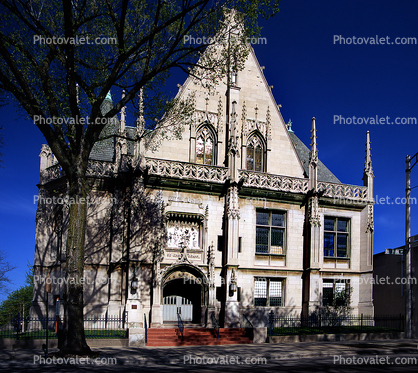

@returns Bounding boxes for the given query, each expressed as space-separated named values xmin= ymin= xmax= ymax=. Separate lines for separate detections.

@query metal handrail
xmin=242 ymin=314 xmax=253 ymax=328
xmin=211 ymin=313 xmax=220 ymax=340
xmin=177 ymin=312 xmax=184 ymax=341
xmin=144 ymin=313 xmax=147 ymax=344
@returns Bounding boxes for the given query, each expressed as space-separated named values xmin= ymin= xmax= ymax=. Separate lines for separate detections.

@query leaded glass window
xmin=247 ymin=135 xmax=264 ymax=171
xmin=254 ymin=278 xmax=284 ymax=307
xmin=196 ymin=126 xmax=215 ymax=165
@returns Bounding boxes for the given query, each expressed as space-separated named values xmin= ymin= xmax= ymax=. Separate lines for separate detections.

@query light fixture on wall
xmin=229 ymin=269 xmax=237 ymax=294
xmin=131 ymin=266 xmax=139 ymax=294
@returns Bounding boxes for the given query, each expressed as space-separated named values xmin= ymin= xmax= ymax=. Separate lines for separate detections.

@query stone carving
xmin=217 ymin=96 xmax=223 ymax=134
xmin=308 ymin=195 xmax=321 ymax=227
xmin=366 ymin=204 xmax=374 ymax=233
xmin=246 ymin=119 xmax=267 ymax=138
xmin=239 ymin=170 xmax=309 ymax=194
xmin=207 ymin=243 xmax=215 ymax=289
xmin=40 ymin=160 xmax=115 ymax=184
xmin=227 ymin=185 xmax=240 ymax=219
xmin=195 ymin=110 xmax=218 ymax=128
xmin=266 ymin=106 xmax=272 ymax=141
xmin=167 ymin=226 xmax=200 ymax=250
xmin=317 ymin=182 xmax=368 ymax=200
xmin=146 ymin=158 xmax=228 ymax=184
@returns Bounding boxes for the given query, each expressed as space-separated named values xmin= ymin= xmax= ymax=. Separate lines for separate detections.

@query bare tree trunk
xmin=60 ymin=180 xmax=91 ymax=354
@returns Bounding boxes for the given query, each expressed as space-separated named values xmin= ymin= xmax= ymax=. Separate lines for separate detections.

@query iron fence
xmin=0 ymin=313 xmax=128 ymax=340
xmin=268 ymin=312 xmax=404 ymax=336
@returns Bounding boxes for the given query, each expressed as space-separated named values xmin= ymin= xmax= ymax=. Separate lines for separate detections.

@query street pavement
xmin=1 ymin=339 xmax=418 ymax=372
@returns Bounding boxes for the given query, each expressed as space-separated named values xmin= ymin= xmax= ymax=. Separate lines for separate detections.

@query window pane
xmin=323 ymin=287 xmax=333 ymax=306
xmin=196 ymin=136 xmax=204 ymax=164
xmin=335 ymin=282 xmax=347 ymax=293
xmin=254 ymin=298 xmax=267 ymax=306
xmin=337 ymin=235 xmax=348 ymax=257
xmin=271 ymin=213 xmax=284 ymax=227
xmin=324 ymin=218 xmax=335 ymax=231
xmin=257 ymin=280 xmax=282 ymax=306
xmin=256 ymin=227 xmax=269 ymax=253
xmin=254 ymin=145 xmax=263 ymax=171
xmin=256 ymin=211 xmax=269 ymax=225
xmin=337 ymin=219 xmax=348 ymax=232
xmin=271 ymin=228 xmax=284 ymax=254
xmin=247 ymin=145 xmax=254 ymax=170
xmin=269 ymin=280 xmax=282 ymax=297
xmin=254 ymin=279 xmax=267 ymax=306
xmin=205 ymin=137 xmax=213 ymax=165
xmin=324 ymin=232 xmax=335 ymax=257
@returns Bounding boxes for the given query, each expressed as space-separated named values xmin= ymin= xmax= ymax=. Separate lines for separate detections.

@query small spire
xmin=120 ymin=90 xmax=126 ymax=133
xmin=105 ymin=91 xmax=112 ymax=102
xmin=309 ymin=117 xmax=318 ymax=190
xmin=364 ymin=130 xmax=373 ymax=175
xmin=310 ymin=117 xmax=317 ymax=152
xmin=136 ymin=89 xmax=145 ymax=132
xmin=76 ymin=83 xmax=80 ymax=105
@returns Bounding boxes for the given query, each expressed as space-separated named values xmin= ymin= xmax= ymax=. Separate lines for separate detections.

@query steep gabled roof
xmin=288 ymin=131 xmax=341 ymax=184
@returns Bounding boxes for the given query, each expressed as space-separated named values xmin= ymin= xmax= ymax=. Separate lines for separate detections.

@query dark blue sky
xmin=1 ymin=0 xmax=418 ymax=300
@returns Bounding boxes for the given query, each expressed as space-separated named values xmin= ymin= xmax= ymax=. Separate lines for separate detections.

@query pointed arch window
xmin=196 ymin=126 xmax=216 ymax=165
xmin=247 ymin=135 xmax=264 ymax=172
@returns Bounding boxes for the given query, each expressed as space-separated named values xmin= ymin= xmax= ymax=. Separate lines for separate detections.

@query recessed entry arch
xmin=161 ymin=264 xmax=209 ymax=324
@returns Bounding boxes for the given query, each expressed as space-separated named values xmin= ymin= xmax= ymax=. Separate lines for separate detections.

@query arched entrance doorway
xmin=162 ymin=265 xmax=208 ymax=325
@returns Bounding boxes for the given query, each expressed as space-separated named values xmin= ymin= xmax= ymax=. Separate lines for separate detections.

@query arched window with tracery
xmin=196 ymin=126 xmax=216 ymax=165
xmin=247 ymin=134 xmax=264 ymax=172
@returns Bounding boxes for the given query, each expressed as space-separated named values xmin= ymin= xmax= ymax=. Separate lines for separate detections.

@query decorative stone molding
xmin=366 ymin=204 xmax=374 ymax=233
xmin=266 ymin=106 xmax=272 ymax=141
xmin=226 ymin=185 xmax=240 ymax=219
xmin=146 ymin=158 xmax=228 ymax=184
xmin=239 ymin=170 xmax=309 ymax=194
xmin=308 ymin=195 xmax=321 ymax=227
xmin=317 ymin=181 xmax=368 ymax=200
xmin=217 ymin=96 xmax=223 ymax=135
xmin=246 ymin=119 xmax=267 ymax=139
xmin=40 ymin=160 xmax=115 ymax=184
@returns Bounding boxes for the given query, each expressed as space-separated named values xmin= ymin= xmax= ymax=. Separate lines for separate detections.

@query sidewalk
xmin=1 ymin=339 xmax=418 ymax=371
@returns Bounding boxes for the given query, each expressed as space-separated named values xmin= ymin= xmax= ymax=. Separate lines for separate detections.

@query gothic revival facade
xmin=31 ymin=45 xmax=374 ymax=338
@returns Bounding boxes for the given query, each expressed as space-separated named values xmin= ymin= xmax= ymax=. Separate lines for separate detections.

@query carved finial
xmin=287 ymin=119 xmax=293 ymax=133
xmin=217 ymin=96 xmax=223 ymax=134
xmin=120 ymin=90 xmax=126 ymax=133
xmin=136 ymin=89 xmax=145 ymax=134
xmin=241 ymin=101 xmax=247 ymax=135
xmin=266 ymin=106 xmax=272 ymax=140
xmin=363 ymin=131 xmax=374 ymax=195
xmin=364 ymin=131 xmax=373 ymax=176
xmin=309 ymin=117 xmax=318 ymax=190
xmin=310 ymin=117 xmax=317 ymax=155
xmin=254 ymin=105 xmax=258 ymax=121
xmin=76 ymin=83 xmax=80 ymax=105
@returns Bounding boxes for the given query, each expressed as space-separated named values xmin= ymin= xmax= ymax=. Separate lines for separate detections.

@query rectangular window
xmin=324 ymin=217 xmax=350 ymax=258
xmin=256 ymin=210 xmax=285 ymax=254
xmin=322 ymin=279 xmax=350 ymax=306
xmin=254 ymin=278 xmax=284 ymax=306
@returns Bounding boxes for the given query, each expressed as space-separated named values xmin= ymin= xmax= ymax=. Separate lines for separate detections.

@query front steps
xmin=146 ymin=327 xmax=253 ymax=346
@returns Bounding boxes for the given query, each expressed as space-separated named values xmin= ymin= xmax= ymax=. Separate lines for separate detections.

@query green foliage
xmin=0 ymin=284 xmax=33 ymax=326
xmin=313 ymin=286 xmax=353 ymax=324
xmin=0 ymin=262 xmax=34 ymax=326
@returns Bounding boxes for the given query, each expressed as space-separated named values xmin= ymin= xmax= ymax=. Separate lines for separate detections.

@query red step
xmin=146 ymin=327 xmax=252 ymax=346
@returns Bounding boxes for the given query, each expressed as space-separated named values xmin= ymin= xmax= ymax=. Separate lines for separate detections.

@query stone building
xmin=31 ymin=44 xmax=375 ymax=337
